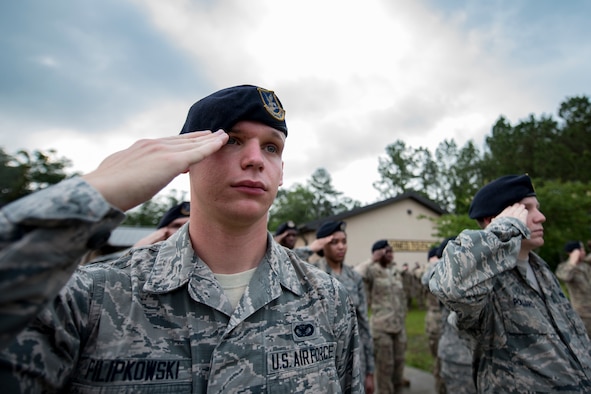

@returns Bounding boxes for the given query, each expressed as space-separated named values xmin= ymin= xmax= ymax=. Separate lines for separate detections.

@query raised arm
xmin=0 ymin=131 xmax=228 ymax=347
xmin=429 ymin=204 xmax=529 ymax=329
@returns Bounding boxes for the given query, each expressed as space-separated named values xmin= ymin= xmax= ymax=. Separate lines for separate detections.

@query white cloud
xmin=2 ymin=0 xmax=590 ymax=207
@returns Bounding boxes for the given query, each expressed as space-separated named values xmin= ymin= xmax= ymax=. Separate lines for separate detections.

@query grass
xmin=405 ymin=305 xmax=435 ymax=373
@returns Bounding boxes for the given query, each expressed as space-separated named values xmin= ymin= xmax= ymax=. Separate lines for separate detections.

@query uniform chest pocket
xmin=266 ymin=343 xmax=341 ymax=393
xmin=267 ymin=359 xmax=340 ymax=393
xmin=499 ymin=293 xmax=554 ymax=334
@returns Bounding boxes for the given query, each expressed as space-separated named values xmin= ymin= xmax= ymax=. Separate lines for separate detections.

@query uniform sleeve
xmin=0 ymin=177 xmax=124 ymax=348
xmin=363 ymin=265 xmax=373 ymax=308
xmin=555 ymin=262 xmax=576 ymax=282
xmin=421 ymin=260 xmax=438 ymax=287
xmin=331 ymin=278 xmax=363 ymax=393
xmin=355 ymin=274 xmax=375 ymax=375
xmin=428 ymin=217 xmax=527 ymax=330
xmin=293 ymin=246 xmax=313 ymax=261
xmin=0 ymin=269 xmax=99 ymax=392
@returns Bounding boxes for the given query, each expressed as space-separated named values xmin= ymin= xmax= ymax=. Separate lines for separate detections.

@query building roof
xmin=299 ymin=191 xmax=446 ymax=232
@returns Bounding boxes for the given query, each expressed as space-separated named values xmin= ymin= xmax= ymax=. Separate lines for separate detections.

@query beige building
xmin=295 ymin=191 xmax=446 ymax=268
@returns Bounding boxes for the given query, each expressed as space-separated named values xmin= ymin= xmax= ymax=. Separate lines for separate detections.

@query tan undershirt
xmin=213 ymin=268 xmax=257 ymax=309
xmin=517 ymin=258 xmax=541 ymax=294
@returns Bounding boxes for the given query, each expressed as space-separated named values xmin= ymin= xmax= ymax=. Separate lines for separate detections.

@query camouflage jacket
xmin=0 ymin=177 xmax=125 ymax=349
xmin=0 ymin=178 xmax=362 ymax=393
xmin=437 ymin=307 xmax=472 ymax=365
xmin=556 ymin=260 xmax=591 ymax=319
xmin=364 ymin=261 xmax=407 ymax=334
xmin=429 ymin=217 xmax=591 ymax=393
xmin=421 ymin=261 xmax=442 ymax=337
xmin=313 ymin=258 xmax=375 ymax=375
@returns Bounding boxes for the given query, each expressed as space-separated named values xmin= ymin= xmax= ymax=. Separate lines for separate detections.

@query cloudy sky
xmin=1 ymin=0 xmax=589 ymax=205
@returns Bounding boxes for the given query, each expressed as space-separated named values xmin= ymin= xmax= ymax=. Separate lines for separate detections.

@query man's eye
xmin=265 ymin=145 xmax=278 ymax=153
xmin=226 ymin=136 xmax=238 ymax=145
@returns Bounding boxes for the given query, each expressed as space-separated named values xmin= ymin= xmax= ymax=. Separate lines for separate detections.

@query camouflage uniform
xmin=0 ymin=178 xmax=362 ymax=393
xmin=364 ymin=261 xmax=407 ymax=394
xmin=438 ymin=307 xmax=475 ymax=394
xmin=555 ymin=260 xmax=591 ymax=335
xmin=400 ymin=265 xmax=413 ymax=309
xmin=293 ymin=246 xmax=314 ymax=262
xmin=353 ymin=258 xmax=372 ymax=278
xmin=429 ymin=217 xmax=591 ymax=393
xmin=0 ymin=177 xmax=124 ymax=349
xmin=313 ymin=257 xmax=375 ymax=379
xmin=420 ymin=263 xmax=444 ymax=394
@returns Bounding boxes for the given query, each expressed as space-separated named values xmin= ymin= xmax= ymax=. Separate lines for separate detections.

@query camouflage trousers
xmin=428 ymin=333 xmax=446 ymax=394
xmin=440 ymin=360 xmax=476 ymax=394
xmin=372 ymin=329 xmax=407 ymax=394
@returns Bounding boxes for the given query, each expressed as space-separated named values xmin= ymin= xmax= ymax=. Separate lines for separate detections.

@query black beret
xmin=564 ymin=240 xmax=582 ymax=253
xmin=274 ymin=221 xmax=297 ymax=236
xmin=157 ymin=202 xmax=190 ymax=229
xmin=436 ymin=237 xmax=456 ymax=259
xmin=179 ymin=85 xmax=287 ymax=136
xmin=315 ymin=221 xmax=346 ymax=257
xmin=371 ymin=239 xmax=390 ymax=252
xmin=316 ymin=221 xmax=346 ymax=239
xmin=427 ymin=246 xmax=438 ymax=259
xmin=468 ymin=174 xmax=536 ymax=219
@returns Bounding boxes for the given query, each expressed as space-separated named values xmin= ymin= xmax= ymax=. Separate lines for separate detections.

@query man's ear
xmin=480 ymin=217 xmax=493 ymax=229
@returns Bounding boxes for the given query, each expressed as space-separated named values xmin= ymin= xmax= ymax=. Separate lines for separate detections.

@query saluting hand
xmin=82 ymin=130 xmax=228 ymax=212
xmin=494 ymin=203 xmax=529 ymax=226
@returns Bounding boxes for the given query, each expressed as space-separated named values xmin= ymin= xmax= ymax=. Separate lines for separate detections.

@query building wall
xmin=297 ymin=198 xmax=441 ymax=268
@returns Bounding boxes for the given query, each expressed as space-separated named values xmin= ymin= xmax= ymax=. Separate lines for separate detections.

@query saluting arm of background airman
xmin=428 ymin=217 xmax=528 ymax=328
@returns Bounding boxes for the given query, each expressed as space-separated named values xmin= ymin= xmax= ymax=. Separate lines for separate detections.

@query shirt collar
xmin=143 ymin=228 xmax=304 ymax=297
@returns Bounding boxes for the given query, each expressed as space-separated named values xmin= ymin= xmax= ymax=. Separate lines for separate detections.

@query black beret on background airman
xmin=157 ymin=202 xmax=190 ymax=229
xmin=436 ymin=237 xmax=456 ymax=259
xmin=371 ymin=239 xmax=390 ymax=252
xmin=316 ymin=221 xmax=346 ymax=239
xmin=274 ymin=221 xmax=297 ymax=236
xmin=564 ymin=240 xmax=582 ymax=253
xmin=315 ymin=221 xmax=346 ymax=257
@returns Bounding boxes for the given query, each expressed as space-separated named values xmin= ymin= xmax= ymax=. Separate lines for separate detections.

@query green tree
xmin=268 ymin=168 xmax=361 ymax=232
xmin=481 ymin=114 xmax=558 ymax=181
xmin=268 ymin=183 xmax=317 ymax=231
xmin=307 ymin=168 xmax=360 ymax=218
xmin=373 ymin=140 xmax=417 ymax=198
xmin=557 ymin=96 xmax=591 ymax=181
xmin=374 ymin=139 xmax=482 ymax=214
xmin=481 ymin=96 xmax=591 ymax=183
xmin=433 ymin=140 xmax=483 ymax=214
xmin=532 ymin=179 xmax=591 ymax=269
xmin=431 ymin=213 xmax=478 ymax=240
xmin=0 ymin=147 xmax=75 ymax=207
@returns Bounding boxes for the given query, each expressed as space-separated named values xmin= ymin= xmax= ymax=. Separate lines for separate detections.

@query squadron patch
xmin=257 ymin=88 xmax=285 ymax=121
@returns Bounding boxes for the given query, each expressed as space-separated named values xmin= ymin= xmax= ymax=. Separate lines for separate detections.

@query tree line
xmin=2 ymin=96 xmax=590 ymax=267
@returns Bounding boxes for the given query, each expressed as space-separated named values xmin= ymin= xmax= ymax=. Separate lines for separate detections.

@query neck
xmin=518 ymin=246 xmax=530 ymax=261
xmin=188 ymin=212 xmax=269 ymax=274
xmin=326 ymin=258 xmax=343 ymax=274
